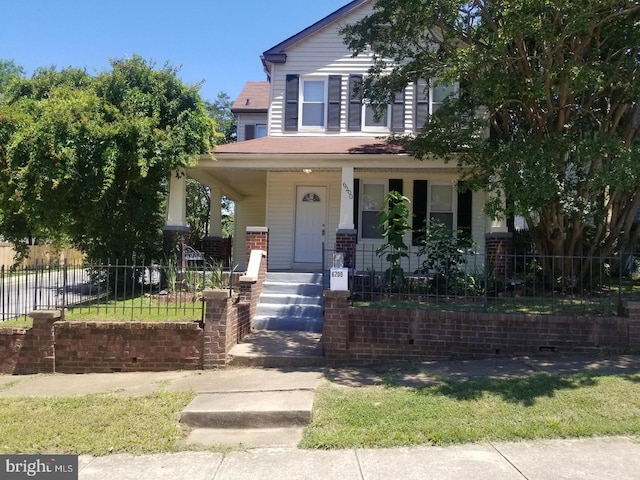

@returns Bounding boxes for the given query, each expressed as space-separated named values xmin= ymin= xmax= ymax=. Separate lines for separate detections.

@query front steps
xmin=179 ymin=368 xmax=323 ymax=448
xmin=252 ymin=272 xmax=324 ymax=333
xmin=179 ymin=272 xmax=327 ymax=448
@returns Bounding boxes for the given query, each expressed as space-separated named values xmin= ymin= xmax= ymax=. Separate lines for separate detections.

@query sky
xmin=0 ymin=0 xmax=351 ymax=102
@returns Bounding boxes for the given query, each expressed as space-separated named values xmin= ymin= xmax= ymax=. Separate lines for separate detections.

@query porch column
xmin=338 ymin=166 xmax=355 ymax=230
xmin=208 ymin=185 xmax=223 ymax=237
xmin=164 ymin=170 xmax=189 ymax=256
xmin=165 ymin=170 xmax=187 ymax=228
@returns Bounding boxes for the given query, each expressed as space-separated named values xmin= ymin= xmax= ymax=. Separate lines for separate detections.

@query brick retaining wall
xmin=324 ymin=291 xmax=640 ymax=365
xmin=54 ymin=321 xmax=203 ymax=373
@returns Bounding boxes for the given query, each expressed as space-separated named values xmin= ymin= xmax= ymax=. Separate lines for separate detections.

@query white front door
xmin=294 ymin=186 xmax=326 ymax=263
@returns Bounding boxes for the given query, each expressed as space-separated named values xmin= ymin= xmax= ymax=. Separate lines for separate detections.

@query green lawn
xmin=0 ymin=391 xmax=196 ymax=455
xmin=0 ymin=371 xmax=639 ymax=454
xmin=301 ymin=372 xmax=640 ymax=449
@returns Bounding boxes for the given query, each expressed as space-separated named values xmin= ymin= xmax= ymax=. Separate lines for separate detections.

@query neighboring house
xmin=168 ymin=0 xmax=509 ymax=272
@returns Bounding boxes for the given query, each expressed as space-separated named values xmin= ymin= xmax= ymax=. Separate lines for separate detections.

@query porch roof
xmin=213 ymin=136 xmax=407 ymax=155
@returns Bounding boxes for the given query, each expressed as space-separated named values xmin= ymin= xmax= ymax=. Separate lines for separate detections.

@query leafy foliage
xmin=342 ymin=0 xmax=640 ymax=264
xmin=376 ymin=191 xmax=411 ymax=286
xmin=0 ymin=57 xmax=217 ymax=262
xmin=415 ymin=220 xmax=479 ymax=295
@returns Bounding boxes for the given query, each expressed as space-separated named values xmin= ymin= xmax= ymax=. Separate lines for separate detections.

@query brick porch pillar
xmin=485 ymin=232 xmax=513 ymax=279
xmin=245 ymin=227 xmax=269 ymax=267
xmin=336 ymin=229 xmax=357 ymax=270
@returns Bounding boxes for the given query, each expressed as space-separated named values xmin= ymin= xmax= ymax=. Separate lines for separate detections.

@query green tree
xmin=343 ymin=0 xmax=640 ymax=268
xmin=0 ymin=60 xmax=24 ymax=99
xmin=205 ymin=91 xmax=236 ymax=144
xmin=0 ymin=56 xmax=217 ymax=262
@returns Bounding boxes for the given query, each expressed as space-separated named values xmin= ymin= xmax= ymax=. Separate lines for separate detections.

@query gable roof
xmin=261 ymin=0 xmax=370 ymax=66
xmin=231 ymin=82 xmax=269 ymax=113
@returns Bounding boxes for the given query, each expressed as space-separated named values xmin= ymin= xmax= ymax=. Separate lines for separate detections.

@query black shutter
xmin=348 ymin=74 xmax=362 ymax=131
xmin=391 ymin=90 xmax=405 ymax=132
xmin=388 ymin=179 xmax=403 ymax=196
xmin=415 ymin=78 xmax=429 ymax=132
xmin=285 ymin=74 xmax=299 ymax=131
xmin=353 ymin=178 xmax=360 ymax=232
xmin=457 ymin=183 xmax=473 ymax=242
xmin=245 ymin=124 xmax=256 ymax=141
xmin=412 ymin=180 xmax=428 ymax=245
xmin=327 ymin=75 xmax=342 ymax=131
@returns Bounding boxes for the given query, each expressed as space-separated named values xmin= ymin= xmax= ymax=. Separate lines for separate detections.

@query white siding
xmin=266 ymin=171 xmax=341 ymax=270
xmin=237 ymin=113 xmax=269 ymax=142
xmin=268 ymin=3 xmax=391 ymax=136
xmin=233 ymin=195 xmax=266 ymax=270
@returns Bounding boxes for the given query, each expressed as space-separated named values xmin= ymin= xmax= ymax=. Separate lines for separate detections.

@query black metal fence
xmin=324 ymin=244 xmax=640 ymax=316
xmin=0 ymin=259 xmax=235 ymax=322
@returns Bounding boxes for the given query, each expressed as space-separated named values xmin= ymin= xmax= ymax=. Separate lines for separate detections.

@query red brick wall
xmin=54 ymin=322 xmax=202 ymax=373
xmin=336 ymin=230 xmax=357 ymax=269
xmin=245 ymin=227 xmax=269 ymax=266
xmin=0 ymin=328 xmax=27 ymax=374
xmin=324 ymin=291 xmax=635 ymax=365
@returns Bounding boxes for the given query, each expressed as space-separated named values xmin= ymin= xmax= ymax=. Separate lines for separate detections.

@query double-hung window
xmin=360 ymin=181 xmax=386 ymax=240
xmin=348 ymin=74 xmax=404 ymax=133
xmin=415 ymin=79 xmax=458 ymax=131
xmin=429 ymin=183 xmax=455 ymax=231
xmin=301 ymin=78 xmax=326 ymax=128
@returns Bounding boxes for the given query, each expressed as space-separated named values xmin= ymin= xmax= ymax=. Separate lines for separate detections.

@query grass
xmin=0 ymin=298 xmax=205 ymax=328
xmin=64 ymin=297 xmax=204 ymax=322
xmin=301 ymin=372 xmax=640 ymax=449
xmin=0 ymin=391 xmax=197 ymax=455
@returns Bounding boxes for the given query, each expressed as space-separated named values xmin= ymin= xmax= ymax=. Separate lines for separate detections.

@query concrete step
xmin=266 ymin=272 xmax=323 ymax=284
xmin=259 ymin=293 xmax=322 ymax=306
xmin=252 ymin=315 xmax=323 ymax=333
xmin=261 ymin=281 xmax=324 ymax=297
xmin=182 ymin=427 xmax=305 ymax=449
xmin=255 ymin=272 xmax=324 ymax=333
xmin=255 ymin=303 xmax=322 ymax=318
xmin=180 ymin=390 xmax=314 ymax=429
xmin=228 ymin=331 xmax=325 ymax=368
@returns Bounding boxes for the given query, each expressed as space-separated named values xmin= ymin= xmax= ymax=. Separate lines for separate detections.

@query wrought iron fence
xmin=323 ymin=244 xmax=640 ymax=316
xmin=0 ymin=259 xmax=236 ymax=322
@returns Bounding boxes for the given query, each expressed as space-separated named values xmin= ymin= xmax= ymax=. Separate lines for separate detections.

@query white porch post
xmin=208 ymin=185 xmax=223 ymax=237
xmin=165 ymin=169 xmax=187 ymax=228
xmin=338 ymin=166 xmax=355 ymax=230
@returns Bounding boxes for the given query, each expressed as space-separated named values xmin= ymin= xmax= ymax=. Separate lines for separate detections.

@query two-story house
xmin=168 ymin=0 xmax=509 ymax=272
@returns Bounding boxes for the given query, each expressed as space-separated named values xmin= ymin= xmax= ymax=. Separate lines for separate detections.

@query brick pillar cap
xmin=246 ymin=226 xmax=268 ymax=233
xmin=202 ymin=289 xmax=231 ymax=301
xmin=29 ymin=310 xmax=63 ymax=321
xmin=324 ymin=290 xmax=351 ymax=299
xmin=336 ymin=229 xmax=357 ymax=235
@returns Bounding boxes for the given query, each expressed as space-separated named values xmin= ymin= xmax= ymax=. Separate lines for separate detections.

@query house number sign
xmin=342 ymin=182 xmax=353 ymax=199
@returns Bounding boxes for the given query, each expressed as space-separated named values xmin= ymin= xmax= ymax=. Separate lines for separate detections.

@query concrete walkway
xmin=77 ymin=436 xmax=640 ymax=480
xmin=2 ymin=355 xmax=640 ymax=479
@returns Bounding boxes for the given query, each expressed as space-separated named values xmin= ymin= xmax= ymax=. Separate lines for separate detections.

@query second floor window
xmin=415 ymin=79 xmax=458 ymax=131
xmin=302 ymin=79 xmax=325 ymax=127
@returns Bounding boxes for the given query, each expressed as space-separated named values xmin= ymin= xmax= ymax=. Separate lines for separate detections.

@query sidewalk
xmin=2 ymin=355 xmax=640 ymax=479
xmin=77 ymin=436 xmax=640 ymax=480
